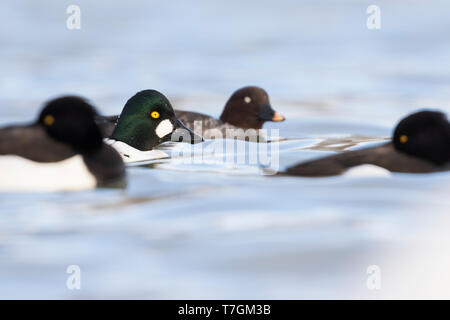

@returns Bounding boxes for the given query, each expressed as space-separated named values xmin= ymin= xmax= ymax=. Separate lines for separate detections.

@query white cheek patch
xmin=244 ymin=96 xmax=252 ymax=104
xmin=155 ymin=119 xmax=174 ymax=138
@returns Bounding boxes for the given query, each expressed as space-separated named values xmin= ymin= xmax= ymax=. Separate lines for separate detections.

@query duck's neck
xmin=82 ymin=143 xmax=126 ymax=187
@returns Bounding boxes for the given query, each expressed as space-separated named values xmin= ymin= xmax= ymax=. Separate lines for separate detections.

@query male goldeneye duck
xmin=174 ymin=86 xmax=285 ymax=140
xmin=96 ymin=90 xmax=203 ymax=163
xmin=281 ymin=110 xmax=450 ymax=177
xmin=0 ymin=96 xmax=126 ymax=192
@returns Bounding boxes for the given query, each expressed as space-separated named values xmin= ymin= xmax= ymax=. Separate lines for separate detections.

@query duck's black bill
xmin=171 ymin=119 xmax=204 ymax=144
xmin=258 ymin=104 xmax=285 ymax=122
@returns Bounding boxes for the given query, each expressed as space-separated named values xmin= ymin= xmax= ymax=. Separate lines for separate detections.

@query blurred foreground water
xmin=1 ymin=0 xmax=450 ymax=298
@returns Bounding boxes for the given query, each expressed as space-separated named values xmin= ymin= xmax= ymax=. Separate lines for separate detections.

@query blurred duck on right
xmin=280 ymin=110 xmax=450 ymax=177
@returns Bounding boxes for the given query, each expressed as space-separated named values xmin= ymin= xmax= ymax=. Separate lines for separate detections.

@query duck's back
xmin=95 ymin=115 xmax=119 ymax=138
xmin=175 ymin=110 xmax=268 ymax=141
xmin=283 ymin=143 xmax=441 ymax=177
xmin=0 ymin=125 xmax=75 ymax=162
xmin=175 ymin=110 xmax=223 ymax=131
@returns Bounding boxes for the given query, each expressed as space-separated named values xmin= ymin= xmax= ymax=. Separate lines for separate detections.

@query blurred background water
xmin=1 ymin=0 xmax=450 ymax=299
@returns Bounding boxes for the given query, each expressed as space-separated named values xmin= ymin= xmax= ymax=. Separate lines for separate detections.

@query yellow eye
xmin=44 ymin=115 xmax=55 ymax=126
xmin=151 ymin=111 xmax=160 ymax=119
xmin=399 ymin=135 xmax=408 ymax=144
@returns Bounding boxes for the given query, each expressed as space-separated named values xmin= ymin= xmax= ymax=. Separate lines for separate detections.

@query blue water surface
xmin=1 ymin=0 xmax=450 ymax=298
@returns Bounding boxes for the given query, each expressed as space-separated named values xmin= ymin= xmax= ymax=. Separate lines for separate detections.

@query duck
xmin=95 ymin=90 xmax=203 ymax=163
xmin=280 ymin=110 xmax=450 ymax=177
xmin=0 ymin=96 xmax=126 ymax=192
xmin=174 ymin=86 xmax=285 ymax=140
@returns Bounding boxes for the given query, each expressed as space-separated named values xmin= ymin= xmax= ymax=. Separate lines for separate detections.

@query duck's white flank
xmin=155 ymin=119 xmax=174 ymax=138
xmin=104 ymin=139 xmax=169 ymax=163
xmin=0 ymin=155 xmax=97 ymax=192
xmin=343 ymin=164 xmax=391 ymax=177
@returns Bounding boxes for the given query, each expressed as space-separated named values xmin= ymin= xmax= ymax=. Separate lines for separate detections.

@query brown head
xmin=219 ymin=86 xmax=285 ymax=130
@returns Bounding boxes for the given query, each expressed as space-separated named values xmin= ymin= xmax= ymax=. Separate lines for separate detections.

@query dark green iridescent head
xmin=111 ymin=90 xmax=198 ymax=151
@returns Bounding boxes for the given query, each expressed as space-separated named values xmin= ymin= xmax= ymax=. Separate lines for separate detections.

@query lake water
xmin=1 ymin=0 xmax=450 ymax=299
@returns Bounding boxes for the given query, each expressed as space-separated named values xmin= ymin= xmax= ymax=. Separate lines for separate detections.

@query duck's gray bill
xmin=171 ymin=119 xmax=204 ymax=144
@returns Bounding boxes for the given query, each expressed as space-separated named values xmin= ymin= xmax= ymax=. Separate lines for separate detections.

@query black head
xmin=38 ymin=96 xmax=103 ymax=154
xmin=219 ymin=86 xmax=285 ymax=130
xmin=393 ymin=110 xmax=450 ymax=165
